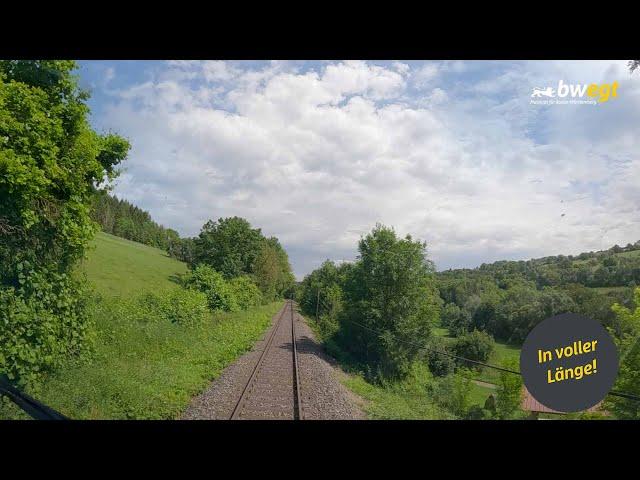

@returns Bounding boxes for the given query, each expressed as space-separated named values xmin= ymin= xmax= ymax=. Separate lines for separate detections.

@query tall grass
xmin=1 ymin=296 xmax=281 ymax=419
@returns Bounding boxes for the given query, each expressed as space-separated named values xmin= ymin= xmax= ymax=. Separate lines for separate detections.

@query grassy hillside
xmin=79 ymin=232 xmax=188 ymax=297
xmin=1 ymin=232 xmax=280 ymax=420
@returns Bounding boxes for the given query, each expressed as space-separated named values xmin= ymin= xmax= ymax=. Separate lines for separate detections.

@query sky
xmin=77 ymin=60 xmax=640 ymax=279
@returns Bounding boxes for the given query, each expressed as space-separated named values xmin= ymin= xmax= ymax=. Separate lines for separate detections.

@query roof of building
xmin=521 ymin=386 xmax=603 ymax=414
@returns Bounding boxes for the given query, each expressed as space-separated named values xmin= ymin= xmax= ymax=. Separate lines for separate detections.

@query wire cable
xmin=324 ymin=313 xmax=640 ymax=403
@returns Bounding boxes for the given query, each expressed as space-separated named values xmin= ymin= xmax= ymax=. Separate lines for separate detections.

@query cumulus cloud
xmin=92 ymin=60 xmax=640 ymax=278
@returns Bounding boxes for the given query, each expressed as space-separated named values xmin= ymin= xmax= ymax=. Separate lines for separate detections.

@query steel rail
xmin=230 ymin=301 xmax=298 ymax=419
xmin=291 ymin=300 xmax=304 ymax=420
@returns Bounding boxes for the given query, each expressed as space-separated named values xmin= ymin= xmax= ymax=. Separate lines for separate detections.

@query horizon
xmin=78 ymin=60 xmax=640 ymax=278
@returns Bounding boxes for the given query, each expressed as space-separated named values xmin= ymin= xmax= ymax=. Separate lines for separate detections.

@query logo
xmin=530 ymin=80 xmax=619 ymax=105
xmin=531 ymin=87 xmax=555 ymax=98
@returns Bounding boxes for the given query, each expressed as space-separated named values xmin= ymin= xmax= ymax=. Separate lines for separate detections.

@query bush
xmin=441 ymin=303 xmax=471 ymax=337
xmin=0 ymin=268 xmax=93 ymax=385
xmin=451 ymin=330 xmax=495 ymax=367
xmin=426 ymin=338 xmax=456 ymax=377
xmin=228 ymin=276 xmax=262 ymax=310
xmin=430 ymin=371 xmax=473 ymax=418
xmin=182 ymin=264 xmax=238 ymax=312
xmin=495 ymin=358 xmax=524 ymax=419
xmin=0 ymin=61 xmax=128 ymax=383
xmin=156 ymin=289 xmax=209 ymax=326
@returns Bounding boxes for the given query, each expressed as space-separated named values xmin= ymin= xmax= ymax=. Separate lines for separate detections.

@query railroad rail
xmin=230 ymin=299 xmax=304 ymax=420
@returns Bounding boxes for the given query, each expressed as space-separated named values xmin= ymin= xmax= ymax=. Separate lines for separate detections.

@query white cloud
xmin=96 ymin=60 xmax=640 ymax=278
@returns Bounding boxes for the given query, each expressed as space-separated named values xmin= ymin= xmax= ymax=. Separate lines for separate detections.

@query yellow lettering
xmin=587 ymin=84 xmax=599 ymax=97
xmin=599 ymin=84 xmax=611 ymax=102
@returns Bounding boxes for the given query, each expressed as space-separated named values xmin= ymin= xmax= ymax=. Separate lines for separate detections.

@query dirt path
xmin=181 ymin=301 xmax=364 ymax=420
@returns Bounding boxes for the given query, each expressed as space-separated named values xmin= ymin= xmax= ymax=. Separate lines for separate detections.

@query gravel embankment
xmin=181 ymin=303 xmax=365 ymax=420
xmin=293 ymin=310 xmax=366 ymax=420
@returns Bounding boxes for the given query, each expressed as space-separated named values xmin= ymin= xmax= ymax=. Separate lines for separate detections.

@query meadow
xmin=1 ymin=232 xmax=280 ymax=420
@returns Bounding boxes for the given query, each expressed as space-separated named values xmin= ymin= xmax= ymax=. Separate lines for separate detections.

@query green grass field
xmin=1 ymin=231 xmax=280 ymax=420
xmin=78 ymin=232 xmax=188 ymax=297
xmin=433 ymin=325 xmax=521 ymax=407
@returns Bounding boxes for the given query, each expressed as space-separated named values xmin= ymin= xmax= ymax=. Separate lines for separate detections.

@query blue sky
xmin=77 ymin=60 xmax=640 ymax=278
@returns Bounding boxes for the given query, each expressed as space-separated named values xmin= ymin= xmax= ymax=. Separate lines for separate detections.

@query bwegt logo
xmin=531 ymin=80 xmax=619 ymax=103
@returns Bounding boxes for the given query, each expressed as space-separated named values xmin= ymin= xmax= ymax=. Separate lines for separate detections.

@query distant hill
xmin=435 ymin=240 xmax=639 ymax=344
xmin=78 ymin=232 xmax=188 ymax=298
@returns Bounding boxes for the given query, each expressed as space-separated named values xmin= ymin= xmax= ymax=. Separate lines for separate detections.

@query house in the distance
xmin=521 ymin=386 xmax=605 ymax=419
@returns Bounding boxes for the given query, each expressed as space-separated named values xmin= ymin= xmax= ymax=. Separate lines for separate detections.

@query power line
xmin=310 ymin=309 xmax=640 ymax=403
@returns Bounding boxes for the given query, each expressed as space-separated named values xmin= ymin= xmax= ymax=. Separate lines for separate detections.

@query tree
xmin=193 ymin=217 xmax=263 ymax=278
xmin=629 ymin=60 xmax=640 ymax=73
xmin=441 ymin=303 xmax=470 ymax=336
xmin=0 ymin=60 xmax=129 ymax=383
xmin=339 ymin=224 xmax=441 ymax=379
xmin=451 ymin=330 xmax=495 ymax=366
xmin=253 ymin=241 xmax=281 ymax=300
xmin=606 ymin=288 xmax=640 ymax=419
xmin=494 ymin=359 xmax=523 ymax=419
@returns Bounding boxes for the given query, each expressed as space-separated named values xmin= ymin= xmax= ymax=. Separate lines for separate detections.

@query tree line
xmin=298 ymin=224 xmax=640 ymax=419
xmin=90 ymin=190 xmax=181 ymax=251
xmin=181 ymin=216 xmax=296 ymax=307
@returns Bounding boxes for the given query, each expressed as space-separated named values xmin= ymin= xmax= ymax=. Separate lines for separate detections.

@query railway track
xmin=230 ymin=300 xmax=304 ymax=420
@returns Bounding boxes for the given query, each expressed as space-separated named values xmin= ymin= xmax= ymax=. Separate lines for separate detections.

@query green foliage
xmin=182 ymin=264 xmax=239 ymax=312
xmin=193 ymin=217 xmax=263 ymax=278
xmin=338 ymin=361 xmax=454 ymax=419
xmin=297 ymin=260 xmax=350 ymax=339
xmin=90 ymin=190 xmax=182 ymax=253
xmin=606 ymin=288 xmax=640 ymax=419
xmin=426 ymin=337 xmax=456 ymax=377
xmin=1 ymin=296 xmax=281 ymax=419
xmin=338 ymin=224 xmax=441 ymax=379
xmin=0 ymin=60 xmax=128 ymax=383
xmin=144 ymin=289 xmax=209 ymax=327
xmin=494 ymin=358 xmax=523 ymax=419
xmin=429 ymin=370 xmax=474 ymax=418
xmin=441 ymin=302 xmax=470 ymax=337
xmin=451 ymin=330 xmax=496 ymax=367
xmin=228 ymin=275 xmax=262 ymax=310
xmin=437 ymin=241 xmax=640 ymax=345
xmin=0 ymin=269 xmax=93 ymax=385
xmin=191 ymin=217 xmax=294 ymax=300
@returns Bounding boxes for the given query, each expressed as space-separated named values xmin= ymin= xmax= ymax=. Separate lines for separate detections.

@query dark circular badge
xmin=520 ymin=313 xmax=618 ymax=413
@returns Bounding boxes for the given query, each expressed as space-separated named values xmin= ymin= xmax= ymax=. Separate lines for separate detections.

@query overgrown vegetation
xmin=0 ymin=60 xmax=129 ymax=385
xmin=299 ymin=223 xmax=639 ymax=420
xmin=606 ymin=288 xmax=640 ymax=419
xmin=191 ymin=217 xmax=295 ymax=301
xmin=0 ymin=61 xmax=293 ymax=419
xmin=0 ymin=228 xmax=282 ymax=419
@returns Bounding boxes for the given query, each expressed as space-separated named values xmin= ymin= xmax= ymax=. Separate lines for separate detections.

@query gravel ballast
xmin=181 ymin=302 xmax=365 ymax=420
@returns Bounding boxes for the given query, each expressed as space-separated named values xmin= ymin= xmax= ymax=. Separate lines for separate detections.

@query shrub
xmin=228 ymin=276 xmax=262 ymax=310
xmin=0 ymin=61 xmax=128 ymax=383
xmin=156 ymin=289 xmax=209 ymax=326
xmin=430 ymin=371 xmax=473 ymax=418
xmin=495 ymin=358 xmax=524 ymax=419
xmin=451 ymin=330 xmax=495 ymax=367
xmin=441 ymin=302 xmax=471 ymax=337
xmin=426 ymin=338 xmax=456 ymax=377
xmin=0 ymin=268 xmax=93 ymax=385
xmin=182 ymin=264 xmax=238 ymax=312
